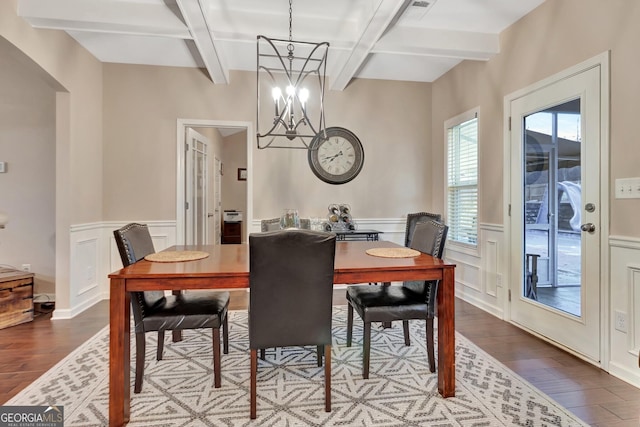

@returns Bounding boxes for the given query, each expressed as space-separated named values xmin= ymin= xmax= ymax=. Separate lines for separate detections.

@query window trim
xmin=444 ymin=107 xmax=480 ymax=253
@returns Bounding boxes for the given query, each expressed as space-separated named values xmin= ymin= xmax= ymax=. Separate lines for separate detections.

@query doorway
xmin=176 ymin=119 xmax=253 ymax=246
xmin=506 ymin=54 xmax=609 ymax=363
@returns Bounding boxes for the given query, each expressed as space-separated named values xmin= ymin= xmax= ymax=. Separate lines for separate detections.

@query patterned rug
xmin=8 ymin=307 xmax=588 ymax=426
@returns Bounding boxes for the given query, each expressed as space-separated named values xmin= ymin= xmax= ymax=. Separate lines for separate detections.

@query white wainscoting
xmin=58 ymin=223 xmax=104 ymax=319
xmin=55 ymin=221 xmax=177 ymax=319
xmin=608 ymin=235 xmax=640 ymax=388
xmin=447 ymin=223 xmax=505 ymax=318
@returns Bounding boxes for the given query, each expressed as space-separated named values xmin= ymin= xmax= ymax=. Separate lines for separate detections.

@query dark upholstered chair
xmin=260 ymin=217 xmax=280 ymax=232
xmin=372 ymin=211 xmax=442 ymax=289
xmin=260 ymin=217 xmax=310 ymax=231
xmin=113 ymin=223 xmax=230 ymax=393
xmin=345 ymin=220 xmax=448 ymax=379
xmin=248 ymin=229 xmax=336 ymax=419
xmin=405 ymin=211 xmax=443 ymax=248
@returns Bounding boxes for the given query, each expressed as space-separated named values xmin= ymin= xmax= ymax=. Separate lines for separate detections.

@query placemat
xmin=365 ymin=247 xmax=421 ymax=258
xmin=144 ymin=251 xmax=210 ymax=262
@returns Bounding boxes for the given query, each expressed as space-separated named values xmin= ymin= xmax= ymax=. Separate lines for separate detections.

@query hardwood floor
xmin=1 ymin=291 xmax=638 ymax=426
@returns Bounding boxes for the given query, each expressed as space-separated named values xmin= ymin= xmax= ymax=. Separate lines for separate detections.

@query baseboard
xmin=51 ymin=292 xmax=105 ymax=320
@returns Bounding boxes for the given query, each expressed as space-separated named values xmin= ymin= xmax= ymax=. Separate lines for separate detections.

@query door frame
xmin=176 ymin=119 xmax=253 ymax=246
xmin=502 ymin=52 xmax=610 ymax=368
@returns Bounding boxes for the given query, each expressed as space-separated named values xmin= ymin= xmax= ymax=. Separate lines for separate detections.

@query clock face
xmin=308 ymin=127 xmax=364 ymax=184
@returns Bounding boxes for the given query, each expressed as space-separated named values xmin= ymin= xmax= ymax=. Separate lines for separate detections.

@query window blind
xmin=447 ymin=117 xmax=478 ymax=245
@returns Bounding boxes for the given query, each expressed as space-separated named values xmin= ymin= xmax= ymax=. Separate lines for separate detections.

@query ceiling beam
xmin=176 ymin=0 xmax=229 ymax=84
xmin=329 ymin=0 xmax=408 ymax=91
xmin=17 ymin=0 xmax=190 ymax=38
xmin=373 ymin=27 xmax=499 ymax=60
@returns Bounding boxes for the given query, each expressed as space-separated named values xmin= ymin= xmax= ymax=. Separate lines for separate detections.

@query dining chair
xmin=345 ymin=220 xmax=448 ymax=378
xmin=405 ymin=211 xmax=443 ymax=248
xmin=260 ymin=217 xmax=311 ymax=231
xmin=248 ymin=229 xmax=336 ymax=419
xmin=258 ymin=216 xmax=313 ymax=362
xmin=369 ymin=212 xmax=442 ymax=292
xmin=370 ymin=211 xmax=442 ymax=289
xmin=113 ymin=223 xmax=230 ymax=393
xmin=260 ymin=217 xmax=280 ymax=232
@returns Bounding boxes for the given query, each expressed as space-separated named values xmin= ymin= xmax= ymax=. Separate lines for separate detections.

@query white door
xmin=185 ymin=128 xmax=209 ymax=245
xmin=508 ymin=65 xmax=601 ymax=361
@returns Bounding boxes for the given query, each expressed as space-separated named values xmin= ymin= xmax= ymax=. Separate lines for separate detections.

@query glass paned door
xmin=524 ymin=100 xmax=582 ymax=316
xmin=509 ymin=65 xmax=601 ymax=362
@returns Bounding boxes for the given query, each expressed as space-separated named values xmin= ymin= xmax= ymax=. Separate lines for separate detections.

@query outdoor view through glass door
xmin=524 ymin=99 xmax=582 ymax=315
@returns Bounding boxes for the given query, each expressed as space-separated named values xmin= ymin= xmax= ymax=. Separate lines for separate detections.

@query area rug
xmin=7 ymin=307 xmax=588 ymax=426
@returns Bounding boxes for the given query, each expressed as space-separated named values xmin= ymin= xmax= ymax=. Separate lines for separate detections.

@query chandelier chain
xmin=288 ymin=0 xmax=293 ymax=42
xmin=287 ymin=0 xmax=294 ymax=61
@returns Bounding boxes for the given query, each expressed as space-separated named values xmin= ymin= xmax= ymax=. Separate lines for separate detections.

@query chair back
xmin=404 ymin=212 xmax=443 ymax=248
xmin=403 ymin=220 xmax=448 ymax=314
xmin=410 ymin=220 xmax=448 ymax=259
xmin=113 ymin=223 xmax=166 ymax=320
xmin=114 ymin=223 xmax=155 ymax=267
xmin=261 ymin=217 xmax=311 ymax=231
xmin=260 ymin=218 xmax=280 ymax=232
xmin=249 ymin=229 xmax=336 ymax=350
xmin=300 ymin=218 xmax=311 ymax=229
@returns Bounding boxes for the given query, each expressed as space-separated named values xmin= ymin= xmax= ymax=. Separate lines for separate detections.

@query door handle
xmin=580 ymin=223 xmax=595 ymax=233
xmin=207 ymin=213 xmax=215 ymax=218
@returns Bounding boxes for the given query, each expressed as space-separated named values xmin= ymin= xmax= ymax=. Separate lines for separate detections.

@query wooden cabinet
xmin=222 ymin=221 xmax=242 ymax=244
xmin=0 ymin=268 xmax=35 ymax=329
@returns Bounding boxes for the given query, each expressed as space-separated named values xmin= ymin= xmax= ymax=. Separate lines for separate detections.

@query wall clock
xmin=308 ymin=127 xmax=365 ymax=185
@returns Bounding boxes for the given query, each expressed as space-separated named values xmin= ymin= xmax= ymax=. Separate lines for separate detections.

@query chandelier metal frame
xmin=256 ymin=0 xmax=329 ymax=149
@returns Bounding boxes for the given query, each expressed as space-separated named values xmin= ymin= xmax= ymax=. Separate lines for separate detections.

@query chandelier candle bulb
xmin=299 ymin=88 xmax=308 ymax=108
xmin=272 ymin=87 xmax=281 ymax=116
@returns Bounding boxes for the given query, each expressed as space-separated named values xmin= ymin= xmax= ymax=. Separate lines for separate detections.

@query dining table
xmin=108 ymin=239 xmax=456 ymax=426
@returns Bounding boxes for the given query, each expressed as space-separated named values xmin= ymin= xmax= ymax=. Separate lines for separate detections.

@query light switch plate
xmin=615 ymin=177 xmax=640 ymax=199
xmin=0 ymin=162 xmax=6 ymax=173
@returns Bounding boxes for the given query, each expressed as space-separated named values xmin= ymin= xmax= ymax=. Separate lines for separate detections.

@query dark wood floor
xmin=1 ymin=291 xmax=638 ymax=426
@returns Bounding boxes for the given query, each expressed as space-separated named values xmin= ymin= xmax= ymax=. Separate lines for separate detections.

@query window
xmin=446 ymin=110 xmax=478 ymax=246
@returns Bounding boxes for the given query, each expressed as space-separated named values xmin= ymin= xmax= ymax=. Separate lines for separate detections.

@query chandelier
xmin=256 ymin=0 xmax=329 ymax=149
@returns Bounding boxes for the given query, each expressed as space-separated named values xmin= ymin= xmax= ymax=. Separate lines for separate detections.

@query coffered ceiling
xmin=17 ymin=0 xmax=545 ymax=90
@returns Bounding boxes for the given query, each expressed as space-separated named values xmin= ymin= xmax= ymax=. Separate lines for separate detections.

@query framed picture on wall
xmin=238 ymin=168 xmax=247 ymax=181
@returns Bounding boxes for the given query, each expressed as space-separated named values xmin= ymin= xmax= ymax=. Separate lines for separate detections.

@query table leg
xmin=437 ymin=266 xmax=455 ymax=397
xmin=171 ymin=291 xmax=183 ymax=342
xmin=110 ymin=278 xmax=131 ymax=426
xmin=381 ymin=281 xmax=392 ymax=329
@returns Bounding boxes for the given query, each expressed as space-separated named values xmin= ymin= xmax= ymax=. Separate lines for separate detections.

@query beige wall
xmin=0 ymin=0 xmax=103 ymax=224
xmin=0 ymin=38 xmax=56 ymax=295
xmin=103 ymin=65 xmax=433 ymax=223
xmin=431 ymin=0 xmax=640 ymax=237
xmin=1 ymin=0 xmax=103 ymax=310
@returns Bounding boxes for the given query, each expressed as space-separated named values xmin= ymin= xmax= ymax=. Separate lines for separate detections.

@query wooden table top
xmin=108 ymin=240 xmax=451 ymax=284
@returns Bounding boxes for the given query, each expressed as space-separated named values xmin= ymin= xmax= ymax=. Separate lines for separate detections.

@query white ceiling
xmin=17 ymin=0 xmax=545 ymax=90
